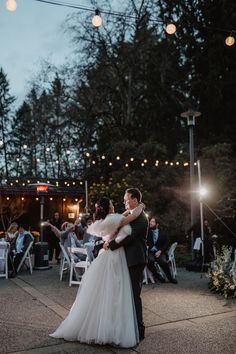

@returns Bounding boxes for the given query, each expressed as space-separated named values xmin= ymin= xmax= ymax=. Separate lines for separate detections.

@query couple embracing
xmin=50 ymin=188 xmax=149 ymax=348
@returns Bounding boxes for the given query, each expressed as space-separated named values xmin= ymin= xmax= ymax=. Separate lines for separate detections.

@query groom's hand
xmin=103 ymin=241 xmax=110 ymax=250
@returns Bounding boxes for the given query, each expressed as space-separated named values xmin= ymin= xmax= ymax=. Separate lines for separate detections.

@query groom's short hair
xmin=125 ymin=188 xmax=142 ymax=202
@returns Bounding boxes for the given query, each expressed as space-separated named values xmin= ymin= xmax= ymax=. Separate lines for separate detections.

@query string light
xmin=6 ymin=0 xmax=17 ymax=12
xmin=4 ymin=0 xmax=233 ymax=49
xmin=92 ymin=9 xmax=103 ymax=27
xmin=225 ymin=32 xmax=235 ymax=46
xmin=0 ymin=140 xmax=3 ymax=146
xmin=165 ymin=23 xmax=177 ymax=35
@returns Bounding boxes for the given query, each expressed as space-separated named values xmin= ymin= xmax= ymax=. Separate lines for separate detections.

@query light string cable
xmin=34 ymin=0 xmax=165 ymax=24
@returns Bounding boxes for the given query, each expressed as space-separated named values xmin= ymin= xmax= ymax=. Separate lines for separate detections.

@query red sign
xmin=36 ymin=185 xmax=49 ymax=192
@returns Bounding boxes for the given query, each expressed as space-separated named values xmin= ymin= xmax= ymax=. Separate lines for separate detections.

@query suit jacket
xmin=109 ymin=211 xmax=148 ymax=267
xmin=147 ymin=228 xmax=169 ymax=254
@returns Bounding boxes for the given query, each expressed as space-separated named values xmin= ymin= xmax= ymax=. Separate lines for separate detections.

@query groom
xmin=105 ymin=188 xmax=148 ymax=341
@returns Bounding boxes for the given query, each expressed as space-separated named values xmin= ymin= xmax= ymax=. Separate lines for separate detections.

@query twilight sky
xmin=0 ymin=0 xmax=87 ymax=106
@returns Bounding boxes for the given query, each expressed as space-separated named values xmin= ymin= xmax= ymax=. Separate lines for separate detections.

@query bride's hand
xmin=139 ymin=202 xmax=145 ymax=209
xmin=103 ymin=241 xmax=110 ymax=250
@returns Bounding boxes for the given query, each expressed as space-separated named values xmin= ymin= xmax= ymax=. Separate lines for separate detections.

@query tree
xmin=0 ymin=68 xmax=15 ymax=177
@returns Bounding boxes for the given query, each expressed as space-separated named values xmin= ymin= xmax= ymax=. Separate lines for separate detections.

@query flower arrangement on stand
xmin=208 ymin=245 xmax=236 ymax=298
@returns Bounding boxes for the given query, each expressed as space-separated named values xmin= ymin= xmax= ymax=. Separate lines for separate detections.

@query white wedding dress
xmin=50 ymin=214 xmax=139 ymax=348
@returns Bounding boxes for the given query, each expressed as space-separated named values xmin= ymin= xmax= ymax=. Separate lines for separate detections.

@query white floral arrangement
xmin=208 ymin=245 xmax=236 ymax=298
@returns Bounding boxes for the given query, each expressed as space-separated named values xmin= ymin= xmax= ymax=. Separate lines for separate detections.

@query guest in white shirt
xmin=5 ymin=222 xmax=18 ymax=242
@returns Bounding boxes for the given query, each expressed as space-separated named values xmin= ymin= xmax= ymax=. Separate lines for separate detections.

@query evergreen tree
xmin=0 ymin=68 xmax=15 ymax=177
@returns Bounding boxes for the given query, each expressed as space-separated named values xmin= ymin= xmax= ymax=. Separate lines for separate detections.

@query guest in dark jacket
xmin=9 ymin=224 xmax=34 ymax=274
xmin=147 ymin=217 xmax=177 ymax=284
xmin=46 ymin=211 xmax=63 ymax=263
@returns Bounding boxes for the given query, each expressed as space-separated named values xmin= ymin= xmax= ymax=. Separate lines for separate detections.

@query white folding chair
xmin=69 ymin=247 xmax=90 ymax=286
xmin=0 ymin=241 xmax=9 ymax=279
xmin=167 ymin=242 xmax=178 ymax=278
xmin=17 ymin=241 xmax=34 ymax=274
xmin=59 ymin=243 xmax=71 ymax=281
xmin=143 ymin=266 xmax=155 ymax=284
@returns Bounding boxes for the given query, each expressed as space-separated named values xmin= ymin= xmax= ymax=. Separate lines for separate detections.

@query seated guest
xmin=147 ymin=217 xmax=177 ymax=284
xmin=5 ymin=222 xmax=18 ymax=242
xmin=9 ymin=224 xmax=34 ymax=274
xmin=45 ymin=219 xmax=86 ymax=262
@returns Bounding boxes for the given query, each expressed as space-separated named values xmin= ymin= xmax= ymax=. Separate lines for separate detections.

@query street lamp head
xmin=199 ymin=187 xmax=208 ymax=197
xmin=181 ymin=110 xmax=201 ymax=126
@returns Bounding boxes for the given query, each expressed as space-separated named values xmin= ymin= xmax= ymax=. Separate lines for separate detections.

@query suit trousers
xmin=129 ymin=263 xmax=146 ymax=340
xmin=148 ymin=252 xmax=173 ymax=281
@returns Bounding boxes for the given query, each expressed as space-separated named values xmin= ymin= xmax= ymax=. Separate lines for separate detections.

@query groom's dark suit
xmin=109 ymin=211 xmax=148 ymax=340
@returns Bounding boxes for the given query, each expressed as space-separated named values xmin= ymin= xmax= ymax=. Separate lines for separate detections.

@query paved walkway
xmin=0 ymin=264 xmax=236 ymax=354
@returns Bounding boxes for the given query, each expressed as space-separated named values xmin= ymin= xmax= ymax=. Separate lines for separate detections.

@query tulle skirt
xmin=50 ymin=247 xmax=139 ymax=348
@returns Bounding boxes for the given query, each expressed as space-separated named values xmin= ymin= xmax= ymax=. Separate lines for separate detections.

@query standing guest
xmin=147 ymin=217 xmax=177 ymax=284
xmin=46 ymin=211 xmax=63 ymax=264
xmin=187 ymin=218 xmax=213 ymax=263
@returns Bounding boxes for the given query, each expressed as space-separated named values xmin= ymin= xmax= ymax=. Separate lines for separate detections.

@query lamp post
xmin=197 ymin=160 xmax=205 ymax=263
xmin=181 ymin=110 xmax=201 ymax=257
xmin=85 ymin=180 xmax=88 ymax=214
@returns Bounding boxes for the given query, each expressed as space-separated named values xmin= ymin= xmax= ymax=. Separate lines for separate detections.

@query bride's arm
xmin=103 ymin=204 xmax=144 ymax=249
xmin=119 ymin=203 xmax=144 ymax=226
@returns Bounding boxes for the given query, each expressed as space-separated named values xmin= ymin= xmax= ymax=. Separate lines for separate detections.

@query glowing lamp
xmin=92 ymin=10 xmax=102 ymax=27
xmin=199 ymin=187 xmax=208 ymax=197
xmin=165 ymin=23 xmax=177 ymax=35
xmin=36 ymin=185 xmax=49 ymax=193
xmin=225 ymin=35 xmax=235 ymax=46
xmin=6 ymin=0 xmax=17 ymax=12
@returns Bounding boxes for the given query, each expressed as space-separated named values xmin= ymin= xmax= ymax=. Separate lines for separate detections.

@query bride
xmin=50 ymin=196 xmax=143 ymax=348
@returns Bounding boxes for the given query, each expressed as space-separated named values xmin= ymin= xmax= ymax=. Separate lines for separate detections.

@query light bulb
xmin=92 ymin=10 xmax=102 ymax=27
xmin=165 ymin=23 xmax=177 ymax=35
xmin=6 ymin=0 xmax=17 ymax=12
xmin=225 ymin=35 xmax=235 ymax=46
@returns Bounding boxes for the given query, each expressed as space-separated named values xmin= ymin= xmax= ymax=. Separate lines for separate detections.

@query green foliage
xmin=208 ymin=245 xmax=236 ymax=298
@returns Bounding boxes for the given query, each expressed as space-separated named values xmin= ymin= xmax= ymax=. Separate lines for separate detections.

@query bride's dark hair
xmin=95 ymin=197 xmax=110 ymax=220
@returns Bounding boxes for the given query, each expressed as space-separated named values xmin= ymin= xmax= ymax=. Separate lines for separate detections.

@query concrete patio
xmin=0 ymin=264 xmax=235 ymax=354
